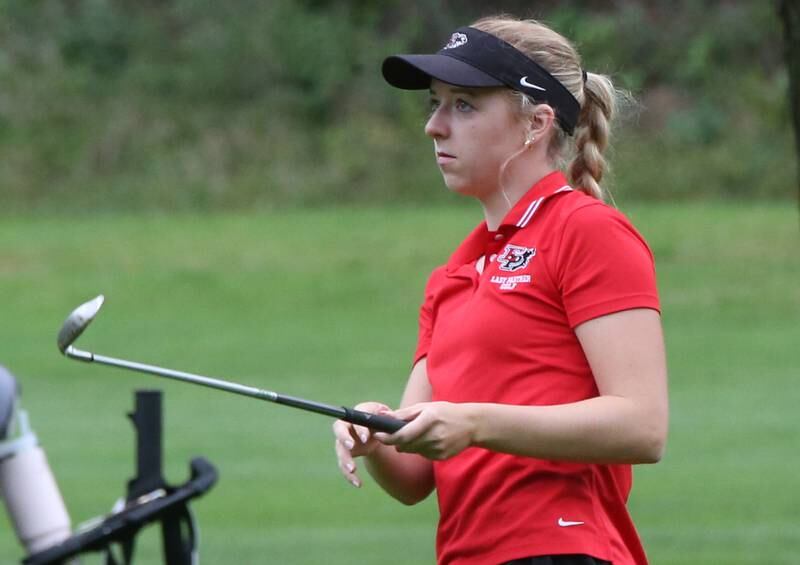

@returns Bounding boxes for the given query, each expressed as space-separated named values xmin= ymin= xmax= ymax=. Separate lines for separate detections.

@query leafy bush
xmin=0 ymin=0 xmax=792 ymax=213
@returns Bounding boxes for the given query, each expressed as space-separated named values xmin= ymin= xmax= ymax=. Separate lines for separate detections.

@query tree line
xmin=0 ymin=0 xmax=791 ymax=213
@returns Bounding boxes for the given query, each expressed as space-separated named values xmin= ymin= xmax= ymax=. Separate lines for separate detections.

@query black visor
xmin=382 ymin=27 xmax=581 ymax=135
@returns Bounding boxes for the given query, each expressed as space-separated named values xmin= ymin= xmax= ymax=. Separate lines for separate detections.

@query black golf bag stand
xmin=23 ymin=390 xmax=218 ymax=565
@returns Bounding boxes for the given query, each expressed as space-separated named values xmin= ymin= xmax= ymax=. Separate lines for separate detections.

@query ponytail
xmin=567 ymin=72 xmax=616 ymax=201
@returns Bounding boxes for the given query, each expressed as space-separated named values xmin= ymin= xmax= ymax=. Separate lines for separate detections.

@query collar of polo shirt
xmin=445 ymin=171 xmax=573 ymax=274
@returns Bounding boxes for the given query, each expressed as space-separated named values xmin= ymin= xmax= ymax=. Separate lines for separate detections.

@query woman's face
xmin=425 ymin=79 xmax=528 ymax=198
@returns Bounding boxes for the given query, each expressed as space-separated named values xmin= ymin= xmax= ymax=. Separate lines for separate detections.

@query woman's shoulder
xmin=548 ymin=190 xmax=644 ymax=238
xmin=551 ymin=188 xmax=623 ymax=219
xmin=541 ymin=190 xmax=654 ymax=271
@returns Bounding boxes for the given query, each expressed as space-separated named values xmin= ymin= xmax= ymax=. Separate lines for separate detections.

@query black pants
xmin=502 ymin=555 xmax=610 ymax=565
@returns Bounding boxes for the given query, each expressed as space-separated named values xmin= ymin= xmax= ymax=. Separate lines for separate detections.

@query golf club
xmin=57 ymin=295 xmax=406 ymax=434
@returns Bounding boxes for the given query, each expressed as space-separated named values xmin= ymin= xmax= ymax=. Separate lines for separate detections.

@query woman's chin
xmin=442 ymin=177 xmax=476 ymax=197
xmin=444 ymin=182 xmax=481 ymax=199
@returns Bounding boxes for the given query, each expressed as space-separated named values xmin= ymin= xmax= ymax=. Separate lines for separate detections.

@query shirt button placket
xmin=487 ymin=232 xmax=505 ymax=259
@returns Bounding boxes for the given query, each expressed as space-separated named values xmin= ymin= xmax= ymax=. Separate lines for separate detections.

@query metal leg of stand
xmin=161 ymin=506 xmax=195 ymax=565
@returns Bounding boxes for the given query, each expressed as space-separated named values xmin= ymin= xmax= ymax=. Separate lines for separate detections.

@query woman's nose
xmin=425 ymin=106 xmax=449 ymax=139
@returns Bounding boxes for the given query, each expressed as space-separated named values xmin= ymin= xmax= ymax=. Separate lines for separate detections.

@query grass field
xmin=0 ymin=203 xmax=798 ymax=564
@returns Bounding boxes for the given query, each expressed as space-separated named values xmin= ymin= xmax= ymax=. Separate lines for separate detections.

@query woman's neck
xmin=480 ymin=161 xmax=555 ymax=231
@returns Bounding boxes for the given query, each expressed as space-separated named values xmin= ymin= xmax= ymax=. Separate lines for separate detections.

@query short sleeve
xmin=555 ymin=203 xmax=660 ymax=328
xmin=413 ymin=266 xmax=446 ymax=365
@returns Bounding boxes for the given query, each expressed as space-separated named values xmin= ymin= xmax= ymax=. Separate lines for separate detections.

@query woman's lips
xmin=436 ymin=151 xmax=456 ymax=165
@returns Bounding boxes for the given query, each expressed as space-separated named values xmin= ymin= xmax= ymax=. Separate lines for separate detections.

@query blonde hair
xmin=472 ymin=15 xmax=618 ymax=201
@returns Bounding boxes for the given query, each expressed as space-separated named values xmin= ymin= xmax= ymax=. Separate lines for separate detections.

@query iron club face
xmin=57 ymin=295 xmax=104 ymax=354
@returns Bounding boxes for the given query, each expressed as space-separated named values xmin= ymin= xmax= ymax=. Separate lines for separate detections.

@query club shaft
xmin=90 ymin=351 xmax=280 ymax=399
xmin=65 ymin=346 xmax=405 ymax=432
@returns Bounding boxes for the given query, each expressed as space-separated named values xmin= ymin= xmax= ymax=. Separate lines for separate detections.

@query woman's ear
xmin=529 ymin=104 xmax=556 ymax=139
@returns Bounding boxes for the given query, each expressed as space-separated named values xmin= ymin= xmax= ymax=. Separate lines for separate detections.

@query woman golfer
xmin=333 ymin=15 xmax=667 ymax=565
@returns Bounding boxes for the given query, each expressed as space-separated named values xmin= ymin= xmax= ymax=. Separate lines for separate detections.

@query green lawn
xmin=0 ymin=203 xmax=798 ymax=563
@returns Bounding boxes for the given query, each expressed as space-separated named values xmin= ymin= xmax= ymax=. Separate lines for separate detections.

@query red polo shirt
xmin=414 ymin=171 xmax=659 ymax=565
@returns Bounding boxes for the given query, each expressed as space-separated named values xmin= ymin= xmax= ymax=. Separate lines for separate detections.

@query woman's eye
xmin=455 ymin=99 xmax=474 ymax=112
xmin=428 ymin=99 xmax=440 ymax=114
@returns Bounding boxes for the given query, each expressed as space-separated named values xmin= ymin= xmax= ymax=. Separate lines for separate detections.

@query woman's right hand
xmin=332 ymin=401 xmax=391 ymax=488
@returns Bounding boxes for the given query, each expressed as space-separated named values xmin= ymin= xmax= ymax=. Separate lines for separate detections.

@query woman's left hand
xmin=375 ymin=402 xmax=476 ymax=460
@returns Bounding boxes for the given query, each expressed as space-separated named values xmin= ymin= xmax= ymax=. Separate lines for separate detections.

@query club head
xmin=57 ymin=295 xmax=105 ymax=354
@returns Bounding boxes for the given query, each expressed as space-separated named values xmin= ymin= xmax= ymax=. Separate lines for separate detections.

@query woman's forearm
xmin=364 ymin=444 xmax=434 ymax=505
xmin=468 ymin=395 xmax=667 ymax=464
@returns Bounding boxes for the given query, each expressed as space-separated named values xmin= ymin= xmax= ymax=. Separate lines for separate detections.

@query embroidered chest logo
xmin=490 ymin=245 xmax=536 ymax=291
xmin=497 ymin=244 xmax=536 ymax=272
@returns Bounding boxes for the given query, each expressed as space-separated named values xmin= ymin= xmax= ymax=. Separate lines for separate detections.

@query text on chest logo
xmin=490 ymin=274 xmax=531 ymax=291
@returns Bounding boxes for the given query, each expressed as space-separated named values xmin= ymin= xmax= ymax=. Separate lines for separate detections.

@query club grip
xmin=342 ymin=407 xmax=405 ymax=433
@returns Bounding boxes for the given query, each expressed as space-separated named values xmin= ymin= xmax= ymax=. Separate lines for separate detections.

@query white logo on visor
xmin=519 ymin=76 xmax=546 ymax=91
xmin=444 ymin=32 xmax=468 ymax=50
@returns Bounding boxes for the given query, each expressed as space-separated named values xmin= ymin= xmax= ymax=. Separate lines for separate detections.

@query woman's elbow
xmin=637 ymin=431 xmax=666 ymax=464
xmin=383 ymin=467 xmax=435 ymax=506
xmin=397 ymin=493 xmax=426 ymax=506
xmin=393 ymin=484 xmax=434 ymax=506
xmin=634 ymin=413 xmax=668 ymax=464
